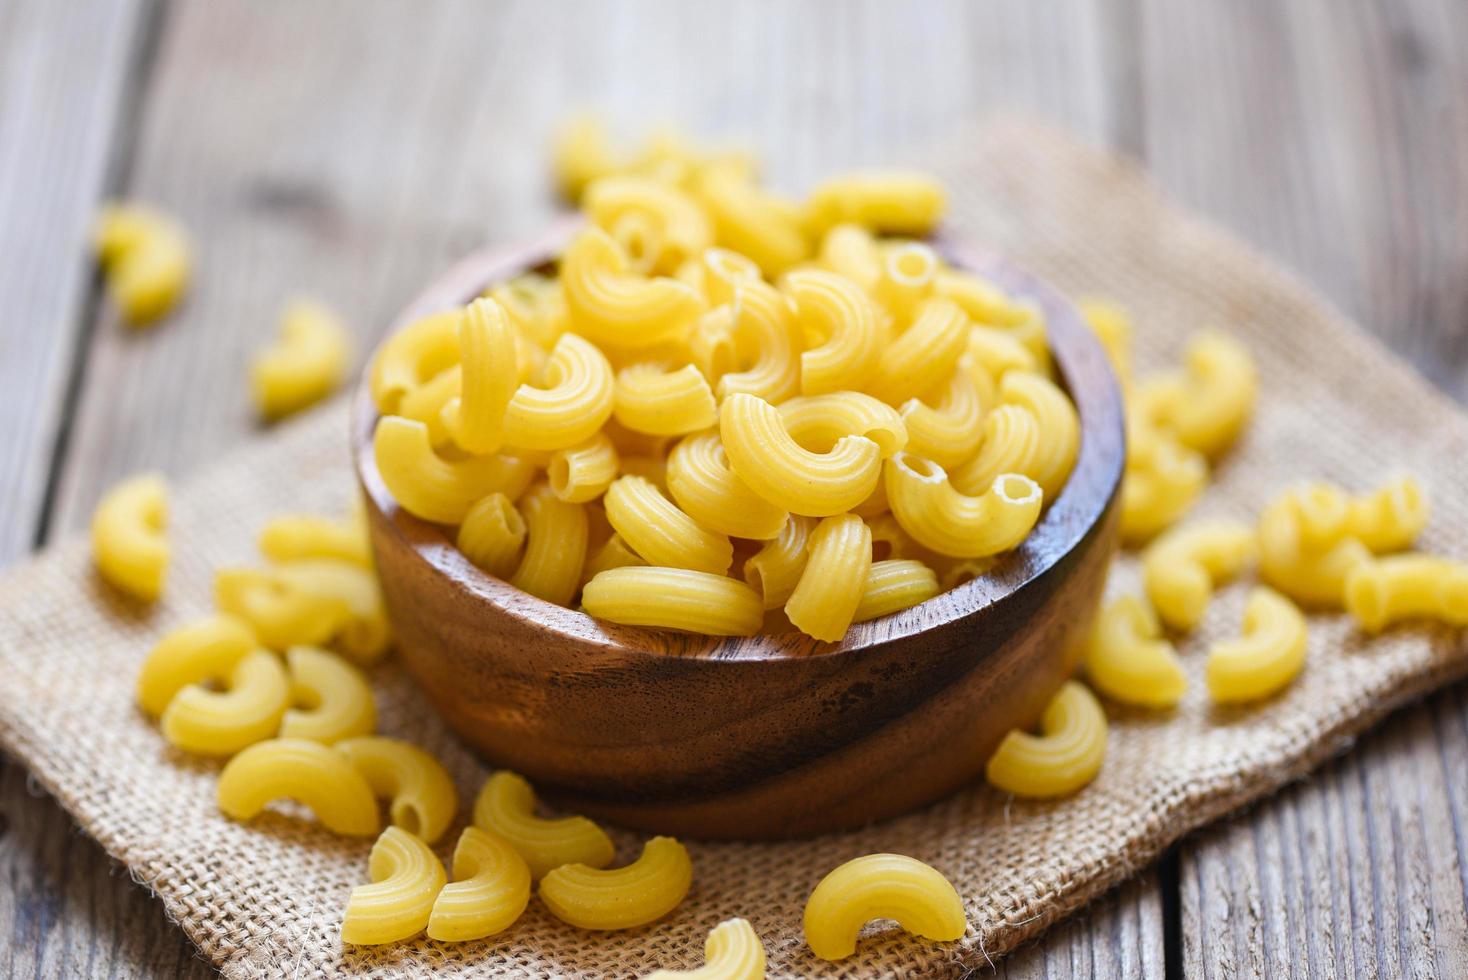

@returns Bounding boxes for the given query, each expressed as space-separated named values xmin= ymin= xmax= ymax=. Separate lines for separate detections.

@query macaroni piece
xmin=1119 ymin=417 xmax=1209 ymax=545
xmin=1083 ymin=596 xmax=1186 ymax=708
xmin=1206 ymin=586 xmax=1308 ymax=703
xmin=699 ymin=247 xmax=763 ymax=308
xmin=720 ymin=393 xmax=882 ymax=516
xmin=583 ymin=566 xmax=764 ymax=636
xmin=258 ymin=512 xmax=371 ymax=568
xmin=715 ymin=280 xmax=801 ymax=405
xmin=805 ymin=171 xmax=947 ymax=236
xmin=1349 ymin=475 xmax=1430 ymax=553
xmin=963 ymin=325 xmax=1038 ymax=380
xmin=852 ymin=477 xmax=891 ymax=519
xmin=161 ymin=649 xmax=289 ymax=756
xmin=398 ymin=364 xmax=463 ymax=448
xmin=604 ymin=475 xmax=733 ymax=574
xmin=373 ymin=416 xmax=535 ymax=524
xmin=491 ymin=274 xmax=569 ymax=352
xmin=999 ymin=371 xmax=1078 ymax=500
xmin=899 ymin=369 xmax=988 ymax=469
xmin=1142 ymin=330 xmax=1256 ymax=459
xmin=778 ymin=392 xmax=908 ymax=457
xmin=251 ymin=300 xmax=351 ymax=421
xmin=867 ymin=512 xmax=922 ymax=560
xmin=949 ymin=404 xmax=1044 ymax=497
xmin=1257 ymin=490 xmax=1372 ymax=608
xmin=509 ymin=483 xmax=590 ymax=605
xmin=336 ymin=736 xmax=458 ymax=844
xmin=696 ymin=164 xmax=808 ymax=275
xmin=539 ymin=836 xmax=693 ymax=931
xmin=743 ymin=515 xmax=817 ymax=609
xmin=552 ymin=115 xmax=619 ymax=200
xmin=1076 ymin=298 xmax=1133 ymax=390
xmin=785 ymin=514 xmax=872 ymax=642
xmin=369 ymin=309 xmax=460 ymax=415
xmin=472 ymin=771 xmax=615 ymax=880
xmin=427 ymin=826 xmax=532 ymax=942
xmin=547 ymin=433 xmax=619 ymax=503
xmin=610 ymin=201 xmax=669 ymax=274
xmin=93 ymin=204 xmax=191 ymax=325
xmin=214 ymin=567 xmax=350 ymax=651
xmin=936 ymin=271 xmax=1028 ymax=329
xmin=885 ymin=455 xmax=1043 ymax=559
xmin=91 ymin=473 xmax=169 ymax=602
xmin=502 ymin=333 xmax=616 ymax=451
xmin=1142 ymin=521 xmax=1257 ymax=632
xmin=585 ymin=175 xmax=713 ymax=275
xmin=280 ymin=646 xmax=376 ymax=744
xmin=802 ymin=853 xmax=965 ymax=962
xmin=613 ymin=363 xmax=719 ymax=436
xmin=785 ymin=270 xmax=883 ymax=396
xmin=441 ymin=297 xmax=517 ymax=455
xmin=869 ymin=297 xmax=967 ymax=406
xmin=341 ymin=826 xmax=447 ymax=946
xmin=985 ymin=681 xmax=1107 ymax=798
xmin=873 ymin=242 xmax=939 ymax=326
xmin=1345 ymin=554 xmax=1468 ymax=633
xmin=582 ymin=533 xmax=648 ymax=583
xmin=688 ymin=304 xmax=738 ymax=382
xmin=271 ymin=558 xmax=390 ymax=663
xmin=644 ymin=917 xmax=767 ymax=980
xmin=456 ymin=492 xmax=528 ymax=577
xmin=217 ymin=737 xmax=380 ymax=835
xmin=137 ymin=615 xmax=256 ymax=717
xmin=999 ymin=301 xmax=1051 ymax=372
xmin=816 ymin=224 xmax=881 ymax=291
xmin=561 ymin=227 xmax=705 ymax=349
xmin=665 ymin=432 xmax=788 ymax=540
xmin=853 ymin=559 xmax=940 ymax=623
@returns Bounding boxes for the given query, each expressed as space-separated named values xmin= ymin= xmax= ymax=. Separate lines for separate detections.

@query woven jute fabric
xmin=3 ymin=120 xmax=1468 ymax=979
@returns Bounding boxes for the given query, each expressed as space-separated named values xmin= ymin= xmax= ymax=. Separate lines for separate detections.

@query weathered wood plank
xmin=7 ymin=1 xmax=1160 ymax=976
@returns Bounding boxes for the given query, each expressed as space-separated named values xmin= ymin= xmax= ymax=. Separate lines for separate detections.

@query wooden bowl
xmin=353 ymin=218 xmax=1125 ymax=840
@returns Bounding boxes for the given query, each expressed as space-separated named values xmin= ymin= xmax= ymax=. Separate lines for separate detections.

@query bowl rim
xmin=352 ymin=217 xmax=1126 ymax=662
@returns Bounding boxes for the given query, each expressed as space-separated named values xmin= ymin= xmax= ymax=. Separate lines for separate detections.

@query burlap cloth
xmin=3 ymin=120 xmax=1467 ymax=978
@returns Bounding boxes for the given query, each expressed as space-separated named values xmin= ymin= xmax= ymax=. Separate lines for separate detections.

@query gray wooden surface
xmin=0 ymin=1 xmax=1465 ymax=976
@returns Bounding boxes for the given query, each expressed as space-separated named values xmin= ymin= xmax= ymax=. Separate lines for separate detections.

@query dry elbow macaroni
xmin=335 ymin=736 xmax=459 ymax=845
xmin=1083 ymin=596 xmax=1186 ymax=709
xmin=217 ymin=737 xmax=381 ymax=836
xmin=644 ymin=917 xmax=767 ymax=979
xmin=341 ymin=826 xmax=447 ymax=945
xmin=94 ymin=204 xmax=191 ymax=325
xmin=251 ymin=300 xmax=351 ymax=421
xmin=1206 ymin=586 xmax=1308 ymax=703
xmin=802 ymin=853 xmax=965 ymax=961
xmin=472 ymin=770 xmax=616 ymax=880
xmin=538 ymin=836 xmax=693 ymax=931
xmin=985 ymin=680 xmax=1107 ymax=799
xmin=92 ymin=473 xmax=170 ymax=602
xmin=1142 ymin=521 xmax=1257 ymax=632
xmin=427 ymin=826 xmax=532 ymax=943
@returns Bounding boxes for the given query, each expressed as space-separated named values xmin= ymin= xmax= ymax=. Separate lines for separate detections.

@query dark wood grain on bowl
xmin=353 ymin=222 xmax=1125 ymax=839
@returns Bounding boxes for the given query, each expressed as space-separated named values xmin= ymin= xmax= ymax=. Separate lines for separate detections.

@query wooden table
xmin=3 ymin=1 xmax=1466 ymax=976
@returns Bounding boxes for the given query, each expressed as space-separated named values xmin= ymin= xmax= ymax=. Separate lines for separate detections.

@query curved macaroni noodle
xmin=336 ymin=736 xmax=458 ymax=844
xmin=985 ymin=681 xmax=1107 ymax=799
xmin=869 ymin=296 xmax=967 ymax=405
xmin=585 ymin=176 xmax=713 ymax=274
xmin=853 ymin=559 xmax=940 ymax=623
xmin=137 ymin=615 xmax=256 ymax=717
xmin=1077 ymin=298 xmax=1133 ymax=389
xmin=644 ymin=917 xmax=766 ymax=980
xmin=778 ymin=392 xmax=907 ymax=457
xmin=561 ymin=227 xmax=704 ymax=349
xmin=251 ymin=300 xmax=351 ymax=421
xmin=539 ymin=836 xmax=693 ymax=931
xmin=743 ymin=515 xmax=817 ymax=609
xmin=94 ymin=204 xmax=191 ymax=325
xmin=786 ymin=270 xmax=883 ymax=396
xmin=806 ymin=170 xmax=946 ymax=236
xmin=604 ymin=475 xmax=733 ymax=574
xmin=217 ymin=737 xmax=380 ymax=835
xmin=614 ymin=362 xmax=719 ymax=436
xmin=341 ymin=826 xmax=447 ymax=946
xmin=370 ymin=310 xmax=460 ymax=415
xmin=270 ymin=558 xmax=390 ymax=663
xmin=583 ymin=566 xmax=764 ymax=636
xmin=1345 ymin=554 xmax=1468 ymax=633
xmin=1142 ymin=330 xmax=1256 ymax=458
xmin=472 ymin=771 xmax=615 ymax=880
xmin=1349 ymin=475 xmax=1430 ymax=553
xmin=457 ymin=492 xmax=528 ymax=578
xmin=697 ymin=165 xmax=808 ymax=275
xmin=949 ymin=404 xmax=1044 ymax=497
xmin=715 ymin=280 xmax=802 ymax=405
xmin=816 ymin=223 xmax=881 ymax=291
xmin=802 ymin=853 xmax=965 ymax=962
xmin=1083 ymin=596 xmax=1186 ymax=708
xmin=873 ymin=242 xmax=938 ymax=326
xmin=1206 ymin=587 xmax=1308 ymax=703
xmin=161 ymin=648 xmax=288 ymax=756
xmin=1120 ymin=417 xmax=1208 ymax=545
xmin=1257 ymin=489 xmax=1372 ymax=608
xmin=548 ymin=433 xmax=619 ymax=503
xmin=899 ymin=369 xmax=987 ymax=469
xmin=999 ymin=371 xmax=1078 ymax=499
xmin=785 ymin=514 xmax=872 ymax=642
xmin=1142 ymin=521 xmax=1257 ymax=632
xmin=666 ymin=431 xmax=788 ymax=540
xmin=214 ymin=567 xmax=350 ymax=651
xmin=373 ymin=416 xmax=534 ymax=524
xmin=886 ymin=455 xmax=1043 ymax=559
xmin=427 ymin=826 xmax=532 ymax=942
xmin=280 ymin=646 xmax=376 ymax=744
xmin=441 ymin=297 xmax=517 ymax=454
xmin=502 ymin=333 xmax=616 ymax=451
xmin=582 ymin=533 xmax=648 ymax=583
xmin=92 ymin=473 xmax=169 ymax=602
xmin=259 ymin=511 xmax=371 ymax=568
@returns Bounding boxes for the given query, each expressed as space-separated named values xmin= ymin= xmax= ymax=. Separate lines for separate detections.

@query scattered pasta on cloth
xmin=3 ymin=119 xmax=1468 ymax=977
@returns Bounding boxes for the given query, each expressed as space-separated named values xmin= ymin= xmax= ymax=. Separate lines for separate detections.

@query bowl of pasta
xmin=352 ymin=173 xmax=1125 ymax=839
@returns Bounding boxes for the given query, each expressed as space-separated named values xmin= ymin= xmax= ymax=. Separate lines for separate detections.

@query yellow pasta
xmin=1206 ymin=586 xmax=1308 ymax=703
xmin=867 ymin=511 xmax=922 ymax=560
xmin=805 ymin=170 xmax=947 ymax=236
xmin=899 ymin=368 xmax=987 ymax=469
xmin=614 ymin=362 xmax=719 ymax=436
xmin=280 ymin=646 xmax=376 ymax=744
xmin=373 ymin=416 xmax=534 ymax=524
xmin=1119 ymin=417 xmax=1209 ymax=545
xmin=716 ymin=280 xmax=802 ymax=405
xmin=720 ymin=393 xmax=882 ymax=516
xmin=457 ymin=492 xmax=528 ymax=577
xmin=1349 ymin=475 xmax=1430 ymax=553
xmin=440 ymin=297 xmax=518 ymax=455
xmin=217 ymin=737 xmax=380 ymax=836
xmin=272 ymin=558 xmax=391 ymax=663
xmin=802 ymin=853 xmax=965 ymax=962
xmin=582 ymin=533 xmax=648 ymax=583
xmin=853 ymin=559 xmax=940 ymax=623
xmin=502 ymin=332 xmax=615 ymax=451
xmin=999 ymin=370 xmax=1078 ymax=500
xmin=1345 ymin=554 xmax=1468 ymax=633
xmin=666 ymin=431 xmax=788 ymax=540
xmin=214 ymin=567 xmax=350 ymax=651
xmin=999 ymin=301 xmax=1050 ymax=371
xmin=341 ymin=826 xmax=447 ymax=946
xmin=743 ymin=515 xmax=817 ymax=609
xmin=817 ymin=223 xmax=881 ymax=291
xmin=697 ymin=164 xmax=808 ymax=275
xmin=427 ymin=826 xmax=532 ymax=943
xmin=778 ymin=391 xmax=908 ymax=457
xmin=785 ymin=514 xmax=872 ymax=643
xmin=695 ymin=247 xmax=761 ymax=308
xmin=644 ymin=917 xmax=767 ymax=980
xmin=258 ymin=511 xmax=371 ymax=568
xmin=91 ymin=473 xmax=169 ymax=602
xmin=251 ymin=300 xmax=351 ymax=421
xmin=886 ymin=455 xmax=1043 ymax=559
xmin=934 ymin=270 xmax=1027 ymax=329
xmin=1142 ymin=521 xmax=1257 ymax=632
xmin=786 ymin=269 xmax=883 ymax=395
xmin=472 ymin=770 xmax=615 ymax=880
xmin=604 ymin=475 xmax=733 ymax=574
xmin=688 ymin=303 xmax=739 ymax=383
xmin=985 ymin=681 xmax=1107 ymax=799
xmin=160 ymin=649 xmax=289 ymax=756
xmin=583 ymin=566 xmax=763 ymax=635
xmin=548 ymin=433 xmax=619 ymax=503
xmin=336 ymin=736 xmax=458 ymax=844
xmin=948 ymin=404 xmax=1044 ymax=497
xmin=552 ymin=115 xmax=619 ymax=200
xmin=398 ymin=364 xmax=463 ymax=447
xmin=137 ymin=615 xmax=257 ymax=717
xmin=509 ymin=482 xmax=589 ymax=605
xmin=872 ymin=242 xmax=939 ymax=327
xmin=491 ymin=274 xmax=569 ymax=352
xmin=585 ymin=175 xmax=713 ymax=275
xmin=561 ymin=227 xmax=705 ymax=349
xmin=1257 ymin=489 xmax=1372 ymax=608
xmin=1141 ymin=330 xmax=1256 ymax=459
xmin=539 ymin=836 xmax=693 ymax=931
xmin=93 ymin=204 xmax=191 ymax=325
xmin=1083 ymin=596 xmax=1186 ymax=709
xmin=867 ymin=299 xmax=969 ymax=407
xmin=370 ymin=309 xmax=460 ymax=415
xmin=963 ymin=324 xmax=1038 ymax=380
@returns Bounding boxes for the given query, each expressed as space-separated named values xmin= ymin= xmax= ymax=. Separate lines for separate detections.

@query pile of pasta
xmin=368 ymin=125 xmax=1079 ymax=643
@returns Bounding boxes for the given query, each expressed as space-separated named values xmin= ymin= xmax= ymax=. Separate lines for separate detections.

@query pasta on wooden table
xmin=93 ymin=203 xmax=191 ymax=325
